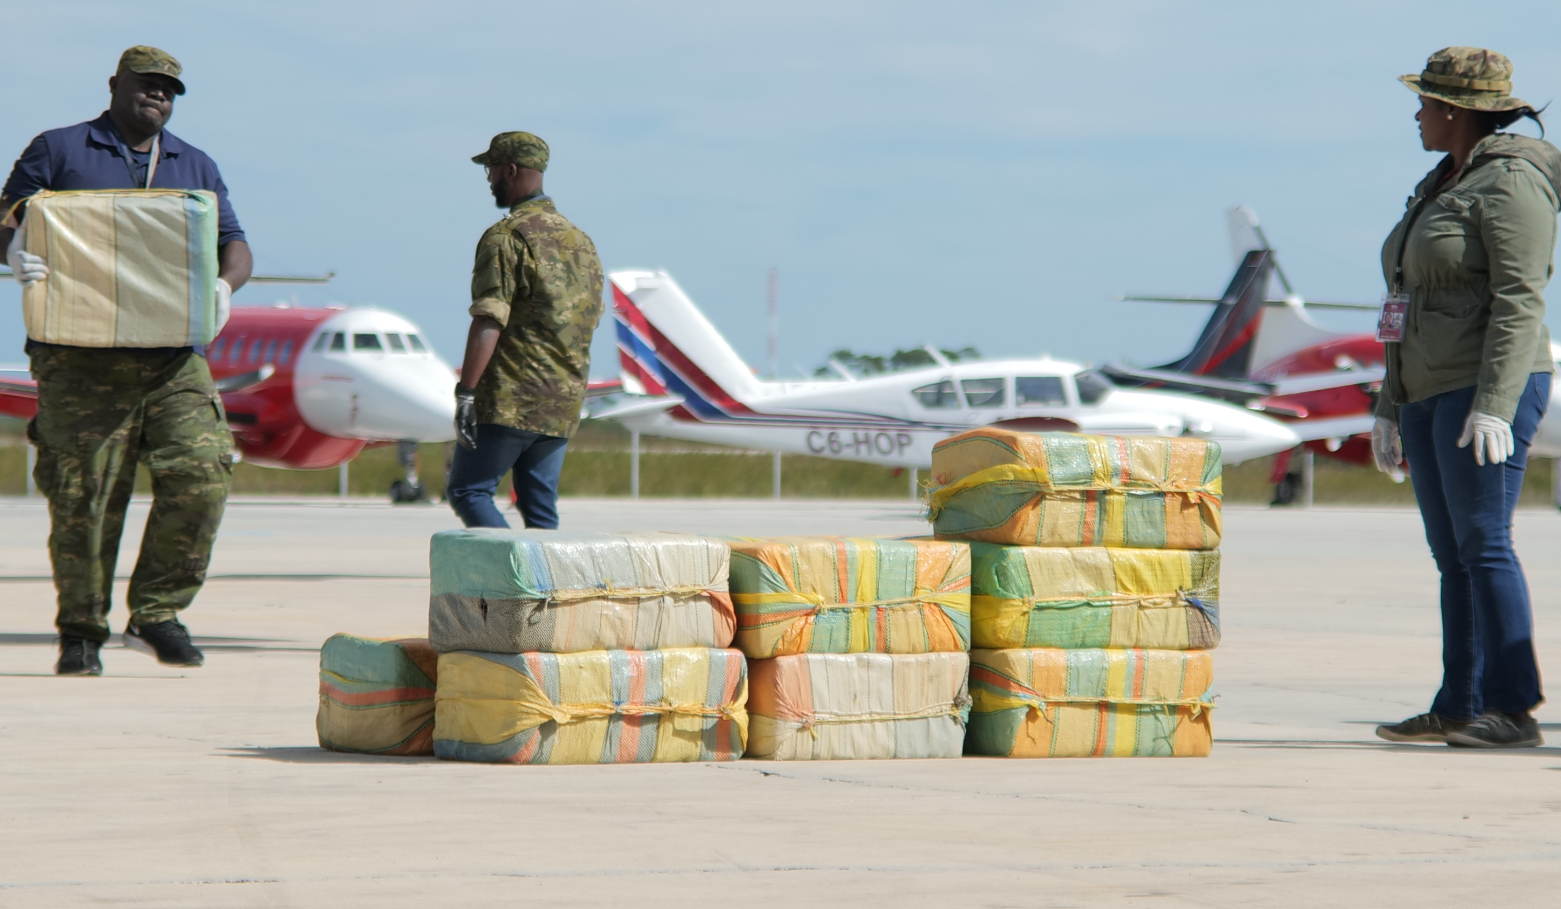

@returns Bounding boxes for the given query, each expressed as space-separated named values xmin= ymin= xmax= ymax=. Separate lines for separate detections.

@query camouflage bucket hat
xmin=472 ymin=131 xmax=549 ymax=172
xmin=1400 ymin=46 xmax=1528 ymax=112
xmin=117 ymin=45 xmax=186 ymax=95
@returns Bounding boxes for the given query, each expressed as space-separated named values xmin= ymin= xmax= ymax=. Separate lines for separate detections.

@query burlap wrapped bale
xmin=429 ymin=530 xmax=733 ymax=653
xmin=317 ymin=634 xmax=439 ymax=756
xmin=728 ymin=536 xmax=970 ymax=657
xmin=929 ymin=430 xmax=1222 ymax=550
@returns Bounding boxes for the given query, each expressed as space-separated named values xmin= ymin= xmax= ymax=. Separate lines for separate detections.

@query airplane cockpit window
xmin=911 ymin=380 xmax=960 ymax=409
xmin=263 ymin=340 xmax=277 ymax=364
xmin=407 ymin=334 xmax=428 ymax=353
xmin=961 ymin=378 xmax=1005 ymax=408
xmin=329 ymin=332 xmax=346 ymax=352
xmin=278 ymin=341 xmax=294 ymax=366
xmin=312 ymin=332 xmax=331 ymax=352
xmin=353 ymin=333 xmax=383 ymax=352
xmin=209 ymin=339 xmax=226 ymax=361
xmin=1074 ymin=368 xmax=1115 ymax=404
xmin=386 ymin=333 xmax=407 ymax=353
xmin=1016 ymin=376 xmax=1066 ymax=405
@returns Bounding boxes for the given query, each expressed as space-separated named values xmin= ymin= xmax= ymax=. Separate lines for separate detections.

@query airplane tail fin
xmin=1153 ymin=249 xmax=1273 ymax=380
xmin=610 ymin=270 xmax=765 ymax=413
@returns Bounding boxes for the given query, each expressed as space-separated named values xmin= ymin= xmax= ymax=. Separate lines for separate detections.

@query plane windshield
xmin=353 ymin=333 xmax=384 ymax=352
xmin=386 ymin=333 xmax=407 ymax=353
xmin=313 ymin=332 xmax=331 ymax=352
xmin=911 ymin=380 xmax=960 ymax=409
xmin=407 ymin=334 xmax=428 ymax=352
xmin=961 ymin=378 xmax=1005 ymax=408
xmin=329 ymin=333 xmax=345 ymax=352
xmin=1017 ymin=376 xmax=1066 ymax=405
xmin=1074 ymin=369 xmax=1115 ymax=404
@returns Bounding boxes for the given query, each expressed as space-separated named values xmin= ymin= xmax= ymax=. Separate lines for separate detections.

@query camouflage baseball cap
xmin=1401 ymin=46 xmax=1528 ymax=112
xmin=472 ymin=132 xmax=549 ymax=171
xmin=116 ymin=46 xmax=186 ymax=95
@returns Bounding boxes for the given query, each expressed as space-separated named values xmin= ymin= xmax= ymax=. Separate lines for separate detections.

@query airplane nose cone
xmin=349 ymin=357 xmax=458 ymax=442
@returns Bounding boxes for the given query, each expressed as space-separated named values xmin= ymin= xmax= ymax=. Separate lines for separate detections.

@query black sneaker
xmin=1446 ymin=711 xmax=1543 ymax=749
xmin=124 ymin=620 xmax=205 ymax=667
xmin=1375 ymin=712 xmax=1469 ymax=743
xmin=55 ymin=636 xmax=103 ymax=676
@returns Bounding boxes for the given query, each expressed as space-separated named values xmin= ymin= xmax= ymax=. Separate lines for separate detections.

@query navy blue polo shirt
xmin=3 ymin=111 xmax=244 ymax=245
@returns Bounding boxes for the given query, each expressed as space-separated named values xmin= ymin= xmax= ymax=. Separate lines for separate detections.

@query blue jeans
xmin=1399 ymin=372 xmax=1550 ymax=719
xmin=446 ymin=424 xmax=568 ymax=529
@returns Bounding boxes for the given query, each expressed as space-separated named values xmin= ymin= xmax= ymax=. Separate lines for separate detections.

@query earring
xmin=1446 ymin=112 xmax=1455 ymax=120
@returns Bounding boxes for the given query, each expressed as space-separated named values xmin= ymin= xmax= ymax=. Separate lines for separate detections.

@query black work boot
xmin=1446 ymin=711 xmax=1543 ymax=748
xmin=123 ymin=620 xmax=205 ymax=667
xmin=1375 ymin=712 xmax=1469 ymax=743
xmin=55 ymin=636 xmax=104 ymax=676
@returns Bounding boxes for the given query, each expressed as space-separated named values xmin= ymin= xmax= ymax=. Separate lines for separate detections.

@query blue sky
xmin=3 ymin=1 xmax=1558 ymax=378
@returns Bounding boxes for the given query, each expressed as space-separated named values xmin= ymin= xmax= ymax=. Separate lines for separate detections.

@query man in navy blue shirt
xmin=0 ymin=46 xmax=251 ymax=676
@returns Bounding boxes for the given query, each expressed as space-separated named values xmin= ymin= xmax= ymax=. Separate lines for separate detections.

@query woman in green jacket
xmin=1373 ymin=47 xmax=1559 ymax=749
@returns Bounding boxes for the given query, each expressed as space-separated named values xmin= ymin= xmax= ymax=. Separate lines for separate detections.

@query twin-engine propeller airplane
xmin=595 ymin=269 xmax=1366 ymax=468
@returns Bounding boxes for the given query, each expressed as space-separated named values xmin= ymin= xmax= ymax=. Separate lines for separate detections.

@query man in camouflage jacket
xmin=446 ymin=131 xmax=604 ymax=529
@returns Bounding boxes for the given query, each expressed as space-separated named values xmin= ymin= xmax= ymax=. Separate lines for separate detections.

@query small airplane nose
xmin=349 ymin=358 xmax=458 ymax=442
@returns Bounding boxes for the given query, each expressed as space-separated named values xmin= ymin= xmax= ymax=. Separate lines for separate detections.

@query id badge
xmin=1377 ymin=292 xmax=1409 ymax=343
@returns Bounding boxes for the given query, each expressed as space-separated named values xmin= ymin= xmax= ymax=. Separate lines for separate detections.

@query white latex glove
xmin=1458 ymin=409 xmax=1514 ymax=466
xmin=5 ymin=226 xmax=49 ymax=286
xmin=214 ymin=278 xmax=232 ymax=333
xmin=1371 ymin=416 xmax=1402 ymax=474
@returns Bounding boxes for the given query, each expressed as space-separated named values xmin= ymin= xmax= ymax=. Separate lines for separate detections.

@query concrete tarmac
xmin=1 ymin=497 xmax=1558 ymax=907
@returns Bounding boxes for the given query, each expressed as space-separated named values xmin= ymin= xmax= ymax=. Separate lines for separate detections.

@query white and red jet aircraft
xmin=0 ymin=299 xmax=461 ymax=498
xmin=596 ymin=269 xmax=1328 ymax=467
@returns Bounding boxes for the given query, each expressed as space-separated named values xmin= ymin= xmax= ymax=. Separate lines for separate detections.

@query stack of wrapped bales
xmin=728 ymin=537 xmax=973 ymax=760
xmin=428 ymin=530 xmax=748 ymax=764
xmin=928 ymin=429 xmax=1220 ymax=757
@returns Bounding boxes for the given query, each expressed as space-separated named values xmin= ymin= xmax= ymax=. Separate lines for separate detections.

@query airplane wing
xmin=1102 ymin=364 xmax=1387 ymax=399
xmin=1287 ymin=414 xmax=1375 ymax=442
xmin=1118 ymin=295 xmax=1379 ymax=312
xmin=591 ymin=395 xmax=684 ymax=421
xmin=586 ymin=378 xmax=624 ymax=398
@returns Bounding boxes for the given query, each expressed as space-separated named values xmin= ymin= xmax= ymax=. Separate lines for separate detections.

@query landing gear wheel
xmin=390 ymin=479 xmax=427 ymax=504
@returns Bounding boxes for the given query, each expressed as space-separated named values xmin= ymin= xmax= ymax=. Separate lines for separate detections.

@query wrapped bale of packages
xmin=746 ymin=652 xmax=970 ymax=760
xmin=928 ymin=430 xmax=1222 ymax=550
xmin=434 ymin=648 xmax=748 ymax=764
xmin=969 ymin=543 xmax=1219 ymax=650
xmin=317 ymin=634 xmax=439 ymax=756
xmin=429 ymin=530 xmax=733 ymax=653
xmin=16 ymin=189 xmax=219 ymax=347
xmin=728 ymin=536 xmax=970 ymax=657
xmin=967 ymin=648 xmax=1214 ymax=757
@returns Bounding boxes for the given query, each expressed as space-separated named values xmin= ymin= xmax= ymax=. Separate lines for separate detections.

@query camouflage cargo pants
xmin=28 ymin=346 xmax=233 ymax=642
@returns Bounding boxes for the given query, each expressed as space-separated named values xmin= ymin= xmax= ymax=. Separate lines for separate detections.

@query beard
xmin=491 ymin=182 xmax=507 ymax=208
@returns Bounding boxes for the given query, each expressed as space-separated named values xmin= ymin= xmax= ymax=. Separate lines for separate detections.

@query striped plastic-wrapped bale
xmin=428 ymin=530 xmax=733 ymax=653
xmin=317 ymin=634 xmax=439 ymax=755
xmin=746 ymin=652 xmax=971 ymax=760
xmin=434 ymin=648 xmax=748 ymax=764
xmin=967 ymin=648 xmax=1214 ymax=757
xmin=969 ymin=543 xmax=1220 ymax=650
xmin=728 ymin=536 xmax=970 ymax=657
xmin=928 ymin=430 xmax=1222 ymax=550
xmin=17 ymin=189 xmax=220 ymax=347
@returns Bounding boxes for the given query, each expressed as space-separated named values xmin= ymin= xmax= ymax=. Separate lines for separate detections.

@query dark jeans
xmin=446 ymin=424 xmax=568 ymax=529
xmin=1399 ymin=373 xmax=1550 ymax=719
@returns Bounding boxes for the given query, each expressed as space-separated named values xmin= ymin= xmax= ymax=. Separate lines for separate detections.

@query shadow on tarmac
xmin=222 ymin=746 xmax=438 ymax=764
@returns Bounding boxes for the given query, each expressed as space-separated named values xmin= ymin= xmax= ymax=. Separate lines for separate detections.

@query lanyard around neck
xmin=112 ymin=130 xmax=161 ymax=189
